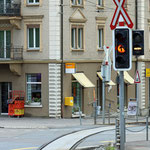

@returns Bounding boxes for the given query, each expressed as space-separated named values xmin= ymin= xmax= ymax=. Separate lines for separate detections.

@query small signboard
xmin=134 ymin=70 xmax=141 ymax=83
xmin=146 ymin=68 xmax=150 ymax=77
xmin=127 ymin=100 xmax=137 ymax=116
xmin=65 ymin=63 xmax=76 ymax=74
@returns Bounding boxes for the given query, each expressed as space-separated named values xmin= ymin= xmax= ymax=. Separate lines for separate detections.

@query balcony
xmin=0 ymin=3 xmax=21 ymax=16
xmin=0 ymin=46 xmax=23 ymax=60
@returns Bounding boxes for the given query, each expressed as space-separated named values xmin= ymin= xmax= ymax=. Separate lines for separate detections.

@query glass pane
xmin=29 ymin=0 xmax=34 ymax=3
xmin=71 ymin=28 xmax=76 ymax=49
xmin=78 ymin=0 xmax=83 ymax=5
xmin=0 ymin=0 xmax=4 ymax=14
xmin=27 ymin=84 xmax=41 ymax=103
xmin=6 ymin=31 xmax=11 ymax=58
xmin=98 ymin=29 xmax=103 ymax=48
xmin=35 ymin=0 xmax=39 ymax=3
xmin=28 ymin=28 xmax=34 ymax=48
xmin=0 ymin=31 xmax=4 ymax=58
xmin=72 ymin=0 xmax=76 ymax=5
xmin=35 ymin=28 xmax=40 ymax=48
xmin=78 ymin=28 xmax=83 ymax=49
xmin=98 ymin=0 xmax=102 ymax=5
xmin=27 ymin=74 xmax=41 ymax=82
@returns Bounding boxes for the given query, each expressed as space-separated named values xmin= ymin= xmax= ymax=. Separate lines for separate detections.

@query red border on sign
xmin=110 ymin=0 xmax=133 ymax=30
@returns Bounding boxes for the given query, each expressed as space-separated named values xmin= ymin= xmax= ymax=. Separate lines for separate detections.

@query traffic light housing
xmin=133 ymin=30 xmax=144 ymax=55
xmin=113 ymin=27 xmax=132 ymax=71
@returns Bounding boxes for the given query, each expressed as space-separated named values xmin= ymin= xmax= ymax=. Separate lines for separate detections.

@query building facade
xmin=0 ymin=0 xmax=62 ymax=117
xmin=0 ymin=0 xmax=149 ymax=118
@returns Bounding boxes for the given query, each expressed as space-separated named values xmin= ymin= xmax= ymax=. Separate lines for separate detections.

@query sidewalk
xmin=0 ymin=115 xmax=149 ymax=129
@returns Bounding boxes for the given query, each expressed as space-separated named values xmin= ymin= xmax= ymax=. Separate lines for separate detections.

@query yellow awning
xmin=72 ymin=73 xmax=95 ymax=88
xmin=97 ymin=72 xmax=116 ymax=86
xmin=124 ymin=71 xmax=134 ymax=84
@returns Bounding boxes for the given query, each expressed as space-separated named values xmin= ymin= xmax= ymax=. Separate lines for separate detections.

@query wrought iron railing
xmin=0 ymin=3 xmax=21 ymax=16
xmin=0 ymin=47 xmax=23 ymax=60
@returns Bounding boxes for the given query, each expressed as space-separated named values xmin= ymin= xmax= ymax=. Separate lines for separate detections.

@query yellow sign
xmin=146 ymin=68 xmax=150 ymax=77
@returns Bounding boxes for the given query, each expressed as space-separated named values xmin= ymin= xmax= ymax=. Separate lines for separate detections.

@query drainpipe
xmin=60 ymin=0 xmax=64 ymax=118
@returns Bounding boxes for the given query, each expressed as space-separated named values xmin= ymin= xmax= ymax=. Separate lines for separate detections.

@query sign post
xmin=110 ymin=0 xmax=133 ymax=150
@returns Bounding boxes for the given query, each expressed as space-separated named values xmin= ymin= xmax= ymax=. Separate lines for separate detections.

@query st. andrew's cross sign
xmin=110 ymin=0 xmax=133 ymax=30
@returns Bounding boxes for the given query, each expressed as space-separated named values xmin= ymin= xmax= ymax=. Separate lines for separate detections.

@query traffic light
xmin=133 ymin=30 xmax=144 ymax=55
xmin=113 ymin=27 xmax=132 ymax=71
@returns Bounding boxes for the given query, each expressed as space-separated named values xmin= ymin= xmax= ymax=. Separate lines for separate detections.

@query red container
xmin=8 ymin=104 xmax=14 ymax=116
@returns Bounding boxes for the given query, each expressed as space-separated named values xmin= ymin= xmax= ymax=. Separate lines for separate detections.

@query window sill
xmin=97 ymin=48 xmax=104 ymax=51
xmin=25 ymin=103 xmax=42 ymax=108
xmin=71 ymin=5 xmax=84 ymax=8
xmin=27 ymin=49 xmax=40 ymax=52
xmin=26 ymin=4 xmax=40 ymax=7
xmin=97 ymin=5 xmax=104 ymax=9
xmin=71 ymin=49 xmax=84 ymax=51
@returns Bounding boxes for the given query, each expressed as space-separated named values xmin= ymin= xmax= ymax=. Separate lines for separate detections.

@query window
xmin=26 ymin=74 xmax=41 ymax=104
xmin=28 ymin=26 xmax=40 ymax=50
xmin=27 ymin=0 xmax=39 ymax=4
xmin=71 ymin=0 xmax=83 ymax=6
xmin=98 ymin=28 xmax=104 ymax=50
xmin=71 ymin=25 xmax=84 ymax=50
xmin=97 ymin=0 xmax=103 ymax=7
xmin=124 ymin=0 xmax=127 ymax=9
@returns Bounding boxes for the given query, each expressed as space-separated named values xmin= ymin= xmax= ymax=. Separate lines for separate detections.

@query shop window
xmin=71 ymin=0 xmax=84 ymax=7
xmin=27 ymin=25 xmax=40 ymax=50
xmin=71 ymin=25 xmax=84 ymax=50
xmin=72 ymin=82 xmax=83 ymax=113
xmin=26 ymin=73 xmax=41 ymax=104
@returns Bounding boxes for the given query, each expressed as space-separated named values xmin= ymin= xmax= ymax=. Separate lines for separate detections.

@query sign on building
xmin=65 ymin=63 xmax=76 ymax=74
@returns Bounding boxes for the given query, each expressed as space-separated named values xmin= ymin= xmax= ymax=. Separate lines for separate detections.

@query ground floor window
xmin=72 ymin=82 xmax=83 ymax=113
xmin=26 ymin=73 xmax=41 ymax=104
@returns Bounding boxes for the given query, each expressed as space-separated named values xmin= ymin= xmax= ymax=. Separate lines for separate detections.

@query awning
xmin=124 ymin=71 xmax=134 ymax=84
xmin=97 ymin=72 xmax=116 ymax=86
xmin=72 ymin=73 xmax=95 ymax=88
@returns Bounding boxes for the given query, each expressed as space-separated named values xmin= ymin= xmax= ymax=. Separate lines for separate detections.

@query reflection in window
xmin=26 ymin=74 xmax=41 ymax=104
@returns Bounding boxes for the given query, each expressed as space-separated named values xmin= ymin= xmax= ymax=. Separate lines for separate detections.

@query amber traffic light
xmin=113 ymin=28 xmax=132 ymax=71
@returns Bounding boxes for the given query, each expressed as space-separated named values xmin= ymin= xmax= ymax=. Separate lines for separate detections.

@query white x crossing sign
xmin=110 ymin=0 xmax=133 ymax=30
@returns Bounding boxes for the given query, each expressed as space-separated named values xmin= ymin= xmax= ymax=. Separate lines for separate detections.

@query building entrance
xmin=0 ymin=82 xmax=12 ymax=114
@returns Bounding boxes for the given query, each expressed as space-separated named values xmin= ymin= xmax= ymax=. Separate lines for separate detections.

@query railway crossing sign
xmin=110 ymin=0 xmax=133 ymax=30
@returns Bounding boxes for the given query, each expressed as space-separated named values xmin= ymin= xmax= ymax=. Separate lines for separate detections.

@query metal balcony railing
xmin=0 ymin=47 xmax=23 ymax=60
xmin=0 ymin=3 xmax=21 ymax=16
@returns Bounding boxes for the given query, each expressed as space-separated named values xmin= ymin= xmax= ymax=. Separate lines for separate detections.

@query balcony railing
xmin=0 ymin=46 xmax=23 ymax=60
xmin=0 ymin=3 xmax=21 ymax=16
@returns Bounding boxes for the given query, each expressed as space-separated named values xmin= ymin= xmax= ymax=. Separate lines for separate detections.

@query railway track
xmin=38 ymin=126 xmax=115 ymax=150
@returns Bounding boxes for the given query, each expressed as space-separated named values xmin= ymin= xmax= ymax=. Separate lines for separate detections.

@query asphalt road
xmin=0 ymin=126 xmax=149 ymax=150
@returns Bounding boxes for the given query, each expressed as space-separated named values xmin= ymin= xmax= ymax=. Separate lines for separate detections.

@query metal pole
xmin=79 ymin=106 xmax=82 ymax=125
xmin=94 ymin=101 xmax=97 ymax=125
xmin=119 ymin=71 xmax=125 ymax=150
xmin=102 ymin=66 xmax=105 ymax=124
xmin=146 ymin=116 xmax=148 ymax=141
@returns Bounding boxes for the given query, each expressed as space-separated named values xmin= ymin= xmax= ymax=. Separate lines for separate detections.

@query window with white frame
xmin=98 ymin=0 xmax=103 ymax=6
xmin=71 ymin=25 xmax=84 ymax=50
xmin=71 ymin=0 xmax=83 ymax=6
xmin=98 ymin=28 xmax=104 ymax=49
xmin=28 ymin=26 xmax=40 ymax=50
xmin=27 ymin=0 xmax=39 ymax=4
xmin=26 ymin=73 xmax=41 ymax=104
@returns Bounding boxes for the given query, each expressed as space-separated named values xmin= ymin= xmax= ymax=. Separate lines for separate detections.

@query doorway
xmin=0 ymin=82 xmax=12 ymax=114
